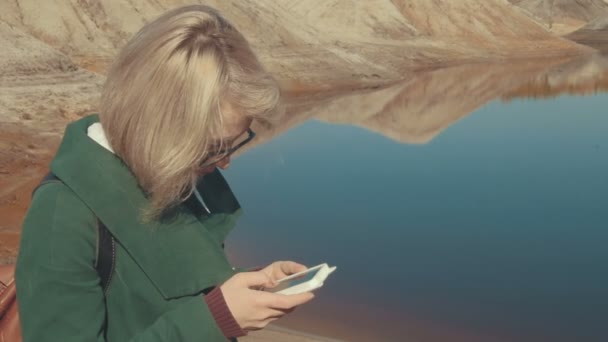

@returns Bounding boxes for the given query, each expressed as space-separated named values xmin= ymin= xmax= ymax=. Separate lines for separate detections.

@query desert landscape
xmin=1 ymin=0 xmax=607 ymax=341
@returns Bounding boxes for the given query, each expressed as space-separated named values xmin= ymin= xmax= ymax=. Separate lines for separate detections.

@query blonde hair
xmin=100 ymin=5 xmax=281 ymax=219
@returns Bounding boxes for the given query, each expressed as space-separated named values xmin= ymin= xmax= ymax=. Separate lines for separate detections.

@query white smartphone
xmin=266 ymin=263 xmax=337 ymax=295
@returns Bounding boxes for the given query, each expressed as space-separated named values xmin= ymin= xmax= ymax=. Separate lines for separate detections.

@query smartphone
xmin=266 ymin=263 xmax=336 ymax=295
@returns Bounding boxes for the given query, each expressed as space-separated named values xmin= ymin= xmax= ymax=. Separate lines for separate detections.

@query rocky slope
xmin=509 ymin=0 xmax=608 ymax=34
xmin=0 ymin=0 xmax=587 ymax=86
xmin=0 ymin=21 xmax=103 ymax=129
xmin=580 ymin=14 xmax=608 ymax=30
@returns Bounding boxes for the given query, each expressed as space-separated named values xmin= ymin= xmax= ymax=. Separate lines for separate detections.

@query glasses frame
xmin=199 ymin=128 xmax=256 ymax=168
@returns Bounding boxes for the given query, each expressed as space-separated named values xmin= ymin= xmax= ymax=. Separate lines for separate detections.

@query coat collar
xmin=51 ymin=114 xmax=241 ymax=299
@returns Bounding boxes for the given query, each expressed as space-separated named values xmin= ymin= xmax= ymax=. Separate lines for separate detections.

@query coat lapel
xmin=194 ymin=169 xmax=242 ymax=245
xmin=50 ymin=115 xmax=240 ymax=299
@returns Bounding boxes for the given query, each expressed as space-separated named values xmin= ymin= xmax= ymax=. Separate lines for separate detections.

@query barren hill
xmin=581 ymin=14 xmax=608 ymax=30
xmin=0 ymin=20 xmax=76 ymax=77
xmin=509 ymin=0 xmax=608 ymax=34
xmin=0 ymin=20 xmax=103 ymax=131
xmin=0 ymin=0 xmax=587 ymax=86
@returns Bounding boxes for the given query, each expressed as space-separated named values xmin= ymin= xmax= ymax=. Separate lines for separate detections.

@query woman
xmin=15 ymin=5 xmax=314 ymax=341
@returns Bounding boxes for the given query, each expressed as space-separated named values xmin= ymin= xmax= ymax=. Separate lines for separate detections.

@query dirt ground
xmin=0 ymin=123 xmax=60 ymax=263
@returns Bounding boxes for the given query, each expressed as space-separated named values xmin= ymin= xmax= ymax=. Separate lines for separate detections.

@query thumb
xmin=239 ymin=271 xmax=276 ymax=289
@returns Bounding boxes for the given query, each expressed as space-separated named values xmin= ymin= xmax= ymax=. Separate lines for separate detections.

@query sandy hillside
xmin=580 ymin=14 xmax=608 ymax=30
xmin=509 ymin=0 xmax=608 ymax=34
xmin=0 ymin=21 xmax=103 ymax=131
xmin=0 ymin=0 xmax=588 ymax=86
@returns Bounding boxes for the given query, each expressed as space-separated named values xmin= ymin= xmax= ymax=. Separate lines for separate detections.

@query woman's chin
xmin=197 ymin=166 xmax=216 ymax=176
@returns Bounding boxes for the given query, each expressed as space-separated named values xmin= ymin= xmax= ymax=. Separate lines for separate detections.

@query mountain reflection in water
xmin=240 ymin=52 xmax=608 ymax=150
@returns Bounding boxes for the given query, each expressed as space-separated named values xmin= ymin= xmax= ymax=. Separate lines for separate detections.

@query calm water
xmin=224 ymin=58 xmax=608 ymax=342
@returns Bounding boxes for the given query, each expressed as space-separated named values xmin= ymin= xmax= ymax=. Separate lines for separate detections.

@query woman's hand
xmin=260 ymin=260 xmax=308 ymax=282
xmin=220 ymin=271 xmax=315 ymax=331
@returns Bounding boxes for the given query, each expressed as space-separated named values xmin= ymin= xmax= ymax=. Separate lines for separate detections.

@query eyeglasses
xmin=199 ymin=128 xmax=256 ymax=168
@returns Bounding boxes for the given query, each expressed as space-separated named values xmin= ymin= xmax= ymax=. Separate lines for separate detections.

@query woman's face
xmin=197 ymin=106 xmax=252 ymax=176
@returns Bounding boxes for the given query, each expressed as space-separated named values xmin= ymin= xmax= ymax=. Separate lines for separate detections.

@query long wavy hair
xmin=100 ymin=4 xmax=281 ymax=219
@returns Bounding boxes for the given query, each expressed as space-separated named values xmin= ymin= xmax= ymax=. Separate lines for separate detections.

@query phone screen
xmin=268 ymin=268 xmax=320 ymax=293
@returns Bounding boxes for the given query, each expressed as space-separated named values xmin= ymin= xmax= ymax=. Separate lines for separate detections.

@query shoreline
xmin=242 ymin=324 xmax=346 ymax=342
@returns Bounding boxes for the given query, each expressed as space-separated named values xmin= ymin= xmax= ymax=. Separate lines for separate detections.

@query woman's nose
xmin=216 ymin=156 xmax=231 ymax=169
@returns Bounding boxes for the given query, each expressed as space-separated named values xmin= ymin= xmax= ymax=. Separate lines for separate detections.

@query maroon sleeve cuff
xmin=204 ymin=286 xmax=247 ymax=339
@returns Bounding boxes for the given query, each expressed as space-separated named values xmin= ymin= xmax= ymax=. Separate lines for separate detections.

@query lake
xmin=224 ymin=54 xmax=608 ymax=342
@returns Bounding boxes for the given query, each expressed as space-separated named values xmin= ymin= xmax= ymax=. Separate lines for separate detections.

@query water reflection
xmin=244 ymin=52 xmax=608 ymax=149
xmin=227 ymin=52 xmax=608 ymax=342
xmin=502 ymin=52 xmax=608 ymax=100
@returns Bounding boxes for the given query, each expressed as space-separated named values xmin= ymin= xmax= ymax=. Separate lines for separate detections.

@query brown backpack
xmin=0 ymin=265 xmax=20 ymax=342
xmin=0 ymin=173 xmax=115 ymax=342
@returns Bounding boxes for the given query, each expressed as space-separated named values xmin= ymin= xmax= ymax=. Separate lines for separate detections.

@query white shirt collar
xmin=87 ymin=122 xmax=115 ymax=153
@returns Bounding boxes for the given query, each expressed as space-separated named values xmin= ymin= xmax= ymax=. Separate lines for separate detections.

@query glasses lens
xmin=199 ymin=129 xmax=254 ymax=168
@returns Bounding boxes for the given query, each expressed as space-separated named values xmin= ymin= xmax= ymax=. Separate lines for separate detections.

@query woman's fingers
xmin=258 ymin=291 xmax=315 ymax=310
xmin=279 ymin=307 xmax=296 ymax=314
xmin=246 ymin=310 xmax=284 ymax=331
xmin=261 ymin=316 xmax=281 ymax=327
xmin=278 ymin=261 xmax=307 ymax=276
xmin=236 ymin=271 xmax=276 ymax=289
xmin=260 ymin=260 xmax=308 ymax=282
xmin=264 ymin=308 xmax=288 ymax=320
xmin=268 ymin=260 xmax=308 ymax=280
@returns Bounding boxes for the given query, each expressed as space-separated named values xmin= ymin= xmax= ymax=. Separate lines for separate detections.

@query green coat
xmin=16 ymin=114 xmax=243 ymax=341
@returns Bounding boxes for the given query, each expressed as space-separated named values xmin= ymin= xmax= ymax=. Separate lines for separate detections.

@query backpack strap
xmin=95 ymin=219 xmax=115 ymax=294
xmin=32 ymin=172 xmax=116 ymax=292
